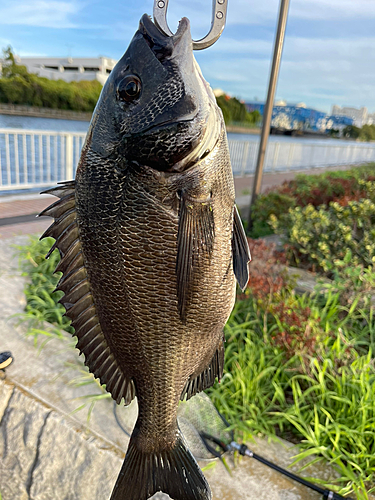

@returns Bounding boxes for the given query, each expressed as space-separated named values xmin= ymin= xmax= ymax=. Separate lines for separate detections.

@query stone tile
xmin=0 ymin=220 xmax=50 ymax=239
xmin=0 ymin=196 xmax=54 ymax=219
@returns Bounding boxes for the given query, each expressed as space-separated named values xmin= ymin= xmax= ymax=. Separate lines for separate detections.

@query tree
xmin=216 ymin=94 xmax=260 ymax=126
xmin=0 ymin=46 xmax=102 ymax=111
xmin=343 ymin=125 xmax=361 ymax=139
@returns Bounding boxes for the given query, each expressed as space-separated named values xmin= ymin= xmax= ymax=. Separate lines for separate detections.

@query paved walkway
xmin=0 ymin=194 xmax=52 ymax=239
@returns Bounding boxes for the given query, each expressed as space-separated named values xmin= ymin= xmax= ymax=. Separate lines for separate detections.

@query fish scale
xmin=40 ymin=14 xmax=250 ymax=500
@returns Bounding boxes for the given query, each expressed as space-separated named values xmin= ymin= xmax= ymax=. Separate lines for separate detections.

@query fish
xmin=39 ymin=13 xmax=250 ymax=500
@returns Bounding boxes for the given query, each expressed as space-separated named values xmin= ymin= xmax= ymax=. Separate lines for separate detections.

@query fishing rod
xmin=198 ymin=431 xmax=353 ymax=500
xmin=176 ymin=392 xmax=355 ymax=500
xmin=114 ymin=394 xmax=353 ymax=500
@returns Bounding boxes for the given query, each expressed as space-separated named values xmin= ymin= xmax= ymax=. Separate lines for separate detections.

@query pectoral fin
xmin=176 ymin=192 xmax=214 ymax=322
xmin=232 ymin=205 xmax=251 ymax=290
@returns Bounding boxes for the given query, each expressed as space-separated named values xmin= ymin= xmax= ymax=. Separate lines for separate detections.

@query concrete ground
xmin=0 ymin=173 xmax=357 ymax=499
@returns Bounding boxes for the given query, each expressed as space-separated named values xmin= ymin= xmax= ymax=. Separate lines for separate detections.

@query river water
xmin=0 ymin=113 xmax=362 ymax=147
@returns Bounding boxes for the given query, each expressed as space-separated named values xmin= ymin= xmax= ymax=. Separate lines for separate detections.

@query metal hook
xmin=153 ymin=0 xmax=228 ymax=50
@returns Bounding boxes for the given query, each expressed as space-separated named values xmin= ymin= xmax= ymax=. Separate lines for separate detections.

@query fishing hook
xmin=153 ymin=0 xmax=228 ymax=50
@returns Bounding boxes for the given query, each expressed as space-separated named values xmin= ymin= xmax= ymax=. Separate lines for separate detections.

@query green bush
xmin=359 ymin=124 xmax=375 ymax=142
xmin=249 ymin=191 xmax=296 ymax=237
xmin=248 ymin=164 xmax=375 ymax=239
xmin=343 ymin=125 xmax=361 ymax=139
xmin=216 ymin=94 xmax=259 ymax=126
xmin=209 ymin=267 xmax=375 ymax=498
xmin=0 ymin=46 xmax=102 ymax=111
xmin=269 ymin=196 xmax=375 ymax=272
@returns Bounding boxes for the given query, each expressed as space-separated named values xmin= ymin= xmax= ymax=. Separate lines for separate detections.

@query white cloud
xmin=225 ymin=0 xmax=375 ymax=26
xmin=208 ymin=38 xmax=272 ymax=56
xmin=198 ymin=32 xmax=375 ymax=112
xmin=291 ymin=0 xmax=375 ymax=20
xmin=0 ymin=0 xmax=80 ymax=28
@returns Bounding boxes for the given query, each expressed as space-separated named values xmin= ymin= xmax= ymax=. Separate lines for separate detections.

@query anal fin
xmin=180 ymin=341 xmax=224 ymax=401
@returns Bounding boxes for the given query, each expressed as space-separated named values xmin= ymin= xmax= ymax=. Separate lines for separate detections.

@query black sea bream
xmin=40 ymin=14 xmax=250 ymax=500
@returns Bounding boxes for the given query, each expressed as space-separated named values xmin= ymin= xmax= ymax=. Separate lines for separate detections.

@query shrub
xmin=248 ymin=164 xmax=375 ymax=238
xmin=0 ymin=46 xmax=102 ymax=111
xmin=216 ymin=94 xmax=259 ymax=126
xmin=269 ymin=196 xmax=375 ymax=273
xmin=249 ymin=192 xmax=296 ymax=238
xmin=244 ymin=238 xmax=289 ymax=300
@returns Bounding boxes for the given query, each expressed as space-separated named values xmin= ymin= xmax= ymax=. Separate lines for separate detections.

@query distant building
xmin=1 ymin=56 xmax=117 ymax=86
xmin=275 ymin=99 xmax=287 ymax=106
xmin=331 ymin=105 xmax=368 ymax=127
xmin=213 ymin=88 xmax=226 ymax=97
xmin=246 ymin=101 xmax=354 ymax=133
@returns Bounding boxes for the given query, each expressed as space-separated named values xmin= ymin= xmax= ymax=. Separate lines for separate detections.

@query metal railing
xmin=1 ymin=128 xmax=375 ymax=191
xmin=229 ymin=140 xmax=375 ymax=176
xmin=0 ymin=129 xmax=85 ymax=191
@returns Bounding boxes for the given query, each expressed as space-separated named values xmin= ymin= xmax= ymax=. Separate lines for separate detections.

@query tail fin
xmin=110 ymin=427 xmax=211 ymax=500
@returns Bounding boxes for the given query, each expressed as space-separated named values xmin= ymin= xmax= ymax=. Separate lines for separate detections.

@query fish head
xmin=87 ymin=14 xmax=222 ymax=172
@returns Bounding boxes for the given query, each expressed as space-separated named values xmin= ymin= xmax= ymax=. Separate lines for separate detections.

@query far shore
xmin=0 ymin=103 xmax=92 ymax=122
xmin=226 ymin=125 xmax=260 ymax=135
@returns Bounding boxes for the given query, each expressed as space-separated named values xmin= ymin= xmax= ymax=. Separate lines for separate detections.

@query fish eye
xmin=117 ymin=75 xmax=142 ymax=103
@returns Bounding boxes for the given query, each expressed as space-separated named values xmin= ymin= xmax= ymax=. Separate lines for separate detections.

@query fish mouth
xmin=122 ymin=14 xmax=198 ymax=136
xmin=139 ymin=14 xmax=190 ymax=60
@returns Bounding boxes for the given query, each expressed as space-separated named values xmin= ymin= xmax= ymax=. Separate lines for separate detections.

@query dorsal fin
xmin=40 ymin=181 xmax=135 ymax=405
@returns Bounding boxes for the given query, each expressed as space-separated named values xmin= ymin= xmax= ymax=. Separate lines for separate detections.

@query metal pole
xmin=247 ymin=0 xmax=290 ymax=229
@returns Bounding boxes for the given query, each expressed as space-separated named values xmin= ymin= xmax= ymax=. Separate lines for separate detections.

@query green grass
xmin=15 ymin=236 xmax=74 ymax=346
xmin=208 ymin=276 xmax=375 ymax=499
xmin=17 ymin=236 xmax=375 ymax=499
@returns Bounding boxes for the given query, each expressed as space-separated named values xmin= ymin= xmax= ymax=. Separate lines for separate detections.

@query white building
xmin=213 ymin=88 xmax=226 ymax=97
xmin=1 ymin=56 xmax=117 ymax=86
xmin=331 ymin=105 xmax=368 ymax=127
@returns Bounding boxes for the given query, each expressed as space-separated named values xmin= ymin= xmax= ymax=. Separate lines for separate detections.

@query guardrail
xmin=1 ymin=128 xmax=375 ymax=191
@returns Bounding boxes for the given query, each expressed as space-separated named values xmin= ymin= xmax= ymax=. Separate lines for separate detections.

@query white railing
xmin=1 ymin=128 xmax=375 ymax=191
xmin=229 ymin=140 xmax=375 ymax=176
xmin=0 ymin=129 xmax=86 ymax=191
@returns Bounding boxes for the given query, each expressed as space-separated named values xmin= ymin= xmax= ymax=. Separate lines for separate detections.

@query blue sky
xmin=1 ymin=0 xmax=374 ymax=113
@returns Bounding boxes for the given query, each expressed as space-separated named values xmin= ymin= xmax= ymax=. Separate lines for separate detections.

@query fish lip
xmin=139 ymin=14 xmax=190 ymax=51
xmin=139 ymin=14 xmax=168 ymax=44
